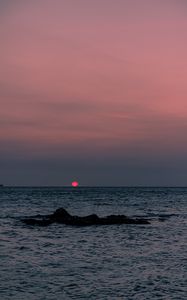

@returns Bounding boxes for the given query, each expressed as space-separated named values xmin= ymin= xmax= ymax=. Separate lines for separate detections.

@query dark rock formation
xmin=21 ymin=207 xmax=150 ymax=226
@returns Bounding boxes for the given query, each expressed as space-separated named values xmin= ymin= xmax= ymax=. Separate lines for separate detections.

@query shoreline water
xmin=0 ymin=187 xmax=186 ymax=299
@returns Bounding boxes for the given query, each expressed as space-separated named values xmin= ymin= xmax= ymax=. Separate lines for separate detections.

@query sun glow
xmin=71 ymin=181 xmax=79 ymax=187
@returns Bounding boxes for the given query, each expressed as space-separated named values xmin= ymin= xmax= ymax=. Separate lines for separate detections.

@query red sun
xmin=72 ymin=181 xmax=79 ymax=187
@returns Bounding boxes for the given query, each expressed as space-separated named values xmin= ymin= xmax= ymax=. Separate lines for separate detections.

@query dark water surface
xmin=0 ymin=187 xmax=187 ymax=299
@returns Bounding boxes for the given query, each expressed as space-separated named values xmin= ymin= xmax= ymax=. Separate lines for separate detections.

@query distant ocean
xmin=0 ymin=187 xmax=186 ymax=299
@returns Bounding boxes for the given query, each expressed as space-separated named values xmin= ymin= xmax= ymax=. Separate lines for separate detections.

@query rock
xmin=21 ymin=207 xmax=150 ymax=226
xmin=22 ymin=218 xmax=52 ymax=226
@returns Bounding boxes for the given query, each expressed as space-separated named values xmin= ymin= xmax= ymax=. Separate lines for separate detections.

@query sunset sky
xmin=1 ymin=0 xmax=187 ymax=186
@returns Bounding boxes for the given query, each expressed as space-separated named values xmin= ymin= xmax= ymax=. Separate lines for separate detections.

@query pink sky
xmin=1 ymin=0 xmax=187 ymax=185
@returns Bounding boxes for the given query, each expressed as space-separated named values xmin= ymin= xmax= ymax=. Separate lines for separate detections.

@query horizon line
xmin=1 ymin=185 xmax=187 ymax=188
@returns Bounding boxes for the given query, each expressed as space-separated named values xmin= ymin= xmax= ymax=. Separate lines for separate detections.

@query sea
xmin=0 ymin=187 xmax=186 ymax=300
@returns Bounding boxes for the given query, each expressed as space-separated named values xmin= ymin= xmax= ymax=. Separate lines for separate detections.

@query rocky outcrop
xmin=22 ymin=207 xmax=150 ymax=226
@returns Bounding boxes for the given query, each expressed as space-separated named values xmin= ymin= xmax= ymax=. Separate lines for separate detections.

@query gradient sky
xmin=1 ymin=0 xmax=187 ymax=186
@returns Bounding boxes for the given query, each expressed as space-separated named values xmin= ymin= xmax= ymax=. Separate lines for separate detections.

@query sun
xmin=72 ymin=181 xmax=79 ymax=187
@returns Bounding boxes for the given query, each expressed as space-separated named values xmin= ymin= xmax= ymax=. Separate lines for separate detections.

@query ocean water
xmin=0 ymin=187 xmax=186 ymax=300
